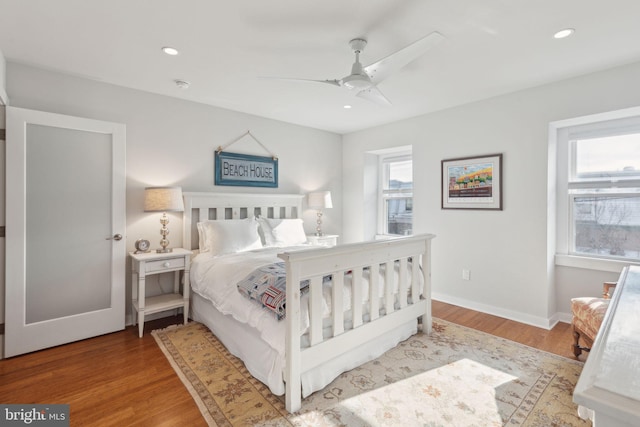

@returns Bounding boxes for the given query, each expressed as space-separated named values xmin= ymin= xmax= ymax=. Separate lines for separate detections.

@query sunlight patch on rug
xmin=320 ymin=359 xmax=515 ymax=426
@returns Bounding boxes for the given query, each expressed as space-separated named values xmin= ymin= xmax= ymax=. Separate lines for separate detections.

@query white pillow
xmin=196 ymin=217 xmax=262 ymax=256
xmin=258 ymin=217 xmax=307 ymax=247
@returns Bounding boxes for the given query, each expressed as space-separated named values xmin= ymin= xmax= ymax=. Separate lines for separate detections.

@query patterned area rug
xmin=152 ymin=319 xmax=589 ymax=427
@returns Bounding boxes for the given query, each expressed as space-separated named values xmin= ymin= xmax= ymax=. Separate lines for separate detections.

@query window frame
xmin=552 ymin=107 xmax=640 ymax=271
xmin=378 ymin=152 xmax=413 ymax=236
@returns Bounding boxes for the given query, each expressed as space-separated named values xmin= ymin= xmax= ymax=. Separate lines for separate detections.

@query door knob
xmin=106 ymin=234 xmax=123 ymax=241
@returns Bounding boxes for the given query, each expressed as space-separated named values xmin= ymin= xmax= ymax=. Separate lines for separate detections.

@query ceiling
xmin=1 ymin=0 xmax=640 ymax=134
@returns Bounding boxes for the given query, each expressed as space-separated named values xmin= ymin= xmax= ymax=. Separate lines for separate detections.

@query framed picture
xmin=441 ymin=153 xmax=502 ymax=210
xmin=214 ymin=151 xmax=278 ymax=188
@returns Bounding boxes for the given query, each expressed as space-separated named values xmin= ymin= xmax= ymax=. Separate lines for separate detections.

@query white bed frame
xmin=183 ymin=192 xmax=434 ymax=412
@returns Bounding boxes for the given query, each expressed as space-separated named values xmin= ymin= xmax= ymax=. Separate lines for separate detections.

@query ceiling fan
xmin=269 ymin=31 xmax=444 ymax=106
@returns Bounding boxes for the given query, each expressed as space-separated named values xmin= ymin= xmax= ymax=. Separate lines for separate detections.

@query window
xmin=569 ymin=133 xmax=640 ymax=260
xmin=557 ymin=113 xmax=640 ymax=264
xmin=380 ymin=154 xmax=413 ymax=236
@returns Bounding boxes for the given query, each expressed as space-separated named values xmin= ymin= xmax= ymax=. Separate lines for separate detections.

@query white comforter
xmin=190 ymin=246 xmax=315 ymax=356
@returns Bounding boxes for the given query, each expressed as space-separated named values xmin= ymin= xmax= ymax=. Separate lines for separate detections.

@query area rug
xmin=152 ymin=319 xmax=589 ymax=427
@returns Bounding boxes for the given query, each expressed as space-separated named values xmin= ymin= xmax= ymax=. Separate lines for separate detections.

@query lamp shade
xmin=308 ymin=191 xmax=333 ymax=209
xmin=144 ymin=187 xmax=184 ymax=212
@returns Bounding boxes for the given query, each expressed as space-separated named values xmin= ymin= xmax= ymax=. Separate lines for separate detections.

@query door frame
xmin=4 ymin=106 xmax=126 ymax=357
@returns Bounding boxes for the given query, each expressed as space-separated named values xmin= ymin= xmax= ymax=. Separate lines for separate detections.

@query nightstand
xmin=129 ymin=248 xmax=192 ymax=337
xmin=306 ymin=234 xmax=339 ymax=247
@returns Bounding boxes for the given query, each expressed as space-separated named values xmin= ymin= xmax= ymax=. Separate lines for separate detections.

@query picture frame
xmin=214 ymin=151 xmax=278 ymax=188
xmin=441 ymin=153 xmax=502 ymax=210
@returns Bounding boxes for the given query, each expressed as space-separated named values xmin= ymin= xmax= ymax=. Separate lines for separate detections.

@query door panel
xmin=5 ymin=107 xmax=126 ymax=357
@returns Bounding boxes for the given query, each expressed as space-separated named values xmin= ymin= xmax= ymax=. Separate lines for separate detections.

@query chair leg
xmin=572 ymin=327 xmax=582 ymax=357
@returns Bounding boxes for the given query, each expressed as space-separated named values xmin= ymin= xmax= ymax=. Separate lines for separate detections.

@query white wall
xmin=5 ymin=62 xmax=342 ymax=324
xmin=343 ymin=60 xmax=640 ymax=328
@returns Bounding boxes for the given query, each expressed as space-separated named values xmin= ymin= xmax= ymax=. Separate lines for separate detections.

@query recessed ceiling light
xmin=553 ymin=28 xmax=575 ymax=39
xmin=174 ymin=79 xmax=190 ymax=89
xmin=343 ymin=105 xmax=352 ymax=109
xmin=162 ymin=46 xmax=179 ymax=55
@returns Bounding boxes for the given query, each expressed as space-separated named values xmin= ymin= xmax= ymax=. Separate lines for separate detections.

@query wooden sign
xmin=215 ymin=151 xmax=278 ymax=188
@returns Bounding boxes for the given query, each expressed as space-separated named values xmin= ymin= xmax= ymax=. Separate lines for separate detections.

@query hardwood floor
xmin=0 ymin=301 xmax=581 ymax=426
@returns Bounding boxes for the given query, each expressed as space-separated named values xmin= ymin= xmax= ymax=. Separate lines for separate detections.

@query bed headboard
xmin=182 ymin=192 xmax=304 ymax=250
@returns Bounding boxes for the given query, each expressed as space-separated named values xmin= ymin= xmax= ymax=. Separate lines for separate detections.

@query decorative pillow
xmin=258 ymin=217 xmax=307 ymax=247
xmin=196 ymin=217 xmax=262 ymax=256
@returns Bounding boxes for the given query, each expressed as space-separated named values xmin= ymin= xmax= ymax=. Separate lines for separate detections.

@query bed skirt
xmin=190 ymin=291 xmax=417 ymax=398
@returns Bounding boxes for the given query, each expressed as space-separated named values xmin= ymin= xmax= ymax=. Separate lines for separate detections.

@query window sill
xmin=555 ymin=254 xmax=639 ymax=273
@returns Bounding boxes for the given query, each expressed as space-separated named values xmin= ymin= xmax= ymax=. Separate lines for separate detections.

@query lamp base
xmin=156 ymin=248 xmax=173 ymax=253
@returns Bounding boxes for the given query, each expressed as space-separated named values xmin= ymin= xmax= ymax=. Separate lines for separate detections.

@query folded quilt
xmin=237 ymin=262 xmax=330 ymax=320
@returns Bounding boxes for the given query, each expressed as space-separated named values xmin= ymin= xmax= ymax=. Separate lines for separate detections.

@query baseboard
xmin=432 ymin=292 xmax=569 ymax=330
xmin=556 ymin=312 xmax=573 ymax=324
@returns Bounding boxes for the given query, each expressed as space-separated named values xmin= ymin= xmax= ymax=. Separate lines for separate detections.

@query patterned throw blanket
xmin=237 ymin=262 xmax=330 ymax=320
xmin=237 ymin=262 xmax=293 ymax=320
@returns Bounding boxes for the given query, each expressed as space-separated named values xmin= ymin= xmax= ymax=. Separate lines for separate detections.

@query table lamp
xmin=308 ymin=190 xmax=333 ymax=236
xmin=144 ymin=186 xmax=184 ymax=253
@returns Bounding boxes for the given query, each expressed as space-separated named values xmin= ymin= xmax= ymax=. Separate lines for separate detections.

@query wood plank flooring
xmin=0 ymin=301 xmax=581 ymax=426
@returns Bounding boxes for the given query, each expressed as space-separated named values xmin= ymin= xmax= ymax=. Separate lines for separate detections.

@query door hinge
xmin=0 ymin=129 xmax=5 ymax=140
xmin=0 ymin=226 xmax=4 ymax=237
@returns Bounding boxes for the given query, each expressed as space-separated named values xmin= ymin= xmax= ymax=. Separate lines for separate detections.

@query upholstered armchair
xmin=571 ymin=282 xmax=617 ymax=357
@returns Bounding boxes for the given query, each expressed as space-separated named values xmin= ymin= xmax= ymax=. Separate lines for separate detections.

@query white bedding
xmin=190 ymin=246 xmax=417 ymax=356
xmin=190 ymin=246 xmax=310 ymax=356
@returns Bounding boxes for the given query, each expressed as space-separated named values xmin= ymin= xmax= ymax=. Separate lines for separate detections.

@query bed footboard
xmin=278 ymin=233 xmax=435 ymax=413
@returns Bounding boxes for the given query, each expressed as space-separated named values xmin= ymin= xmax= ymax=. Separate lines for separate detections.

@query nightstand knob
xmin=163 ymin=262 xmax=171 ymax=268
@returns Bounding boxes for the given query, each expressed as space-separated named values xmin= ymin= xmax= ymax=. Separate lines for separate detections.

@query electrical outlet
xmin=462 ymin=269 xmax=470 ymax=281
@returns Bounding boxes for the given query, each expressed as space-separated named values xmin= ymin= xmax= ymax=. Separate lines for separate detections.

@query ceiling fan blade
xmin=356 ymin=85 xmax=392 ymax=106
xmin=364 ymin=31 xmax=445 ymax=84
xmin=260 ymin=77 xmax=341 ymax=87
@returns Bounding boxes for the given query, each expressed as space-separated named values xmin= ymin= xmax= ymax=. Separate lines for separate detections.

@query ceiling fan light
xmin=342 ymin=74 xmax=372 ymax=91
xmin=162 ymin=46 xmax=179 ymax=55
xmin=554 ymin=28 xmax=575 ymax=39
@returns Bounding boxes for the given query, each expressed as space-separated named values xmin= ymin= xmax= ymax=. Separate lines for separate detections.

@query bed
xmin=183 ymin=192 xmax=435 ymax=412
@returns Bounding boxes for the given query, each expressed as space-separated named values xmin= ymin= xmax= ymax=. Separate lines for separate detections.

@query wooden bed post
xmin=282 ymin=254 xmax=302 ymax=413
xmin=421 ymin=237 xmax=432 ymax=334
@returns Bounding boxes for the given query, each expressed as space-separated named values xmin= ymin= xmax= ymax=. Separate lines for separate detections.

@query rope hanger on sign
xmin=217 ymin=131 xmax=278 ymax=160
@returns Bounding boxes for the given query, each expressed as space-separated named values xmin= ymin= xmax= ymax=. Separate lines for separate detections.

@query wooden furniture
xmin=573 ymin=266 xmax=640 ymax=426
xmin=182 ymin=192 xmax=434 ymax=413
xmin=130 ymin=248 xmax=192 ymax=337
xmin=571 ymin=281 xmax=617 ymax=356
xmin=306 ymin=234 xmax=339 ymax=247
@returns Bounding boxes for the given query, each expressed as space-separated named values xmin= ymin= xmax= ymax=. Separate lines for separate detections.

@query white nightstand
xmin=306 ymin=234 xmax=339 ymax=247
xmin=129 ymin=248 xmax=192 ymax=337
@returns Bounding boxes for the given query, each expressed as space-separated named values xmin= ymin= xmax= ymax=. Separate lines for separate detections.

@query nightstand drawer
xmin=145 ymin=257 xmax=185 ymax=273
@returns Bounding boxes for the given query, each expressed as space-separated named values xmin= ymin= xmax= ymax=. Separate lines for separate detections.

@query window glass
xmin=568 ymin=130 xmax=640 ymax=260
xmin=381 ymin=155 xmax=413 ymax=236
xmin=385 ymin=197 xmax=413 ymax=235
xmin=572 ymin=194 xmax=640 ymax=259
xmin=384 ymin=159 xmax=412 ymax=190
xmin=574 ymin=134 xmax=640 ymax=180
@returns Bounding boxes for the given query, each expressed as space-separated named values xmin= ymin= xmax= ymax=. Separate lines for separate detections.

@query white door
xmin=4 ymin=107 xmax=126 ymax=357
